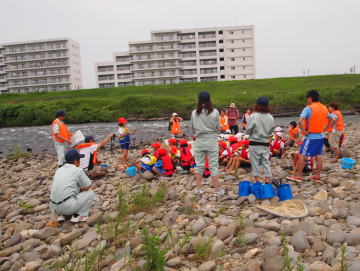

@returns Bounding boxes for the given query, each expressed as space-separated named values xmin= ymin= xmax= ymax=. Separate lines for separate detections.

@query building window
xmin=220 ymin=75 xmax=225 ymax=79
xmin=218 ymin=30 xmax=223 ymax=34
xmin=230 ymin=40 xmax=234 ymax=44
xmin=243 ymin=48 xmax=245 ymax=52
xmin=219 ymin=57 xmax=224 ymax=61
xmin=243 ymin=57 xmax=246 ymax=61
xmin=229 ymin=31 xmax=234 ymax=34
xmin=219 ymin=40 xmax=223 ymax=43
xmin=231 ymin=76 xmax=235 ymax=79
xmin=231 ymin=67 xmax=235 ymax=70
xmin=230 ymin=49 xmax=235 ymax=52
xmin=244 ymin=75 xmax=246 ymax=78
xmin=243 ymin=66 xmax=246 ymax=69
xmin=219 ymin=48 xmax=224 ymax=52
xmin=220 ymin=66 xmax=224 ymax=70
xmin=242 ymin=39 xmax=245 ymax=43
xmin=231 ymin=58 xmax=235 ymax=61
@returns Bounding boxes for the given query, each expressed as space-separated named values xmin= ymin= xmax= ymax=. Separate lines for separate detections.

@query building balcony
xmin=131 ymin=55 xmax=181 ymax=63
xmin=129 ymin=47 xmax=180 ymax=54
xmin=7 ymin=71 xmax=70 ymax=80
xmin=5 ymin=62 xmax=70 ymax=72
xmin=8 ymin=81 xmax=70 ymax=89
xmin=6 ymin=54 xmax=68 ymax=63
xmin=133 ymin=73 xmax=180 ymax=80
xmin=131 ymin=64 xmax=180 ymax=71
xmin=4 ymin=47 xmax=68 ymax=55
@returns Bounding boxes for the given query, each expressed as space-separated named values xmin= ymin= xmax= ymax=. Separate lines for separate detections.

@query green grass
xmin=1 ymin=74 xmax=359 ymax=127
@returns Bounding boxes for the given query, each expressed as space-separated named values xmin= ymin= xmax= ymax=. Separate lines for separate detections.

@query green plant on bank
xmin=18 ymin=201 xmax=33 ymax=213
xmin=1 ymin=75 xmax=360 ymax=127
xmin=234 ymin=233 xmax=247 ymax=247
xmin=295 ymin=256 xmax=305 ymax=271
xmin=142 ymin=228 xmax=166 ymax=271
xmin=176 ymin=232 xmax=192 ymax=255
xmin=280 ymin=233 xmax=292 ymax=271
xmin=130 ymin=184 xmax=166 ymax=212
xmin=7 ymin=145 xmax=30 ymax=160
xmin=236 ymin=214 xmax=246 ymax=230
xmin=194 ymin=237 xmax=213 ymax=260
xmin=341 ymin=245 xmax=348 ymax=271
xmin=218 ymin=206 xmax=227 ymax=214
xmin=117 ymin=188 xmax=130 ymax=217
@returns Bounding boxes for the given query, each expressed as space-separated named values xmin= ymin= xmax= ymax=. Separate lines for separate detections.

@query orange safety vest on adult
xmin=51 ymin=119 xmax=70 ymax=143
xmin=220 ymin=115 xmax=229 ymax=131
xmin=306 ymin=102 xmax=329 ymax=133
xmin=75 ymin=143 xmax=97 ymax=165
xmin=171 ymin=119 xmax=181 ymax=135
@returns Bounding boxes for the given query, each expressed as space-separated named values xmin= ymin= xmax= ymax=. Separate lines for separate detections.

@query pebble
xmin=192 ymin=216 xmax=206 ymax=233
xmin=198 ymin=260 xmax=216 ymax=271
xmin=291 ymin=232 xmax=310 ymax=252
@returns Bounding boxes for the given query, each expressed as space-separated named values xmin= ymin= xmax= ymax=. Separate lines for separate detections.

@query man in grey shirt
xmin=50 ymin=149 xmax=95 ymax=223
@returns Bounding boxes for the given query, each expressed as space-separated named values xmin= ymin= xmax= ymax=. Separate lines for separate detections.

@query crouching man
xmin=50 ymin=149 xmax=95 ymax=223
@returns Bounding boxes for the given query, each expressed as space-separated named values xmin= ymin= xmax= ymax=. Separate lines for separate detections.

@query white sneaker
xmin=214 ymin=189 xmax=225 ymax=196
xmin=70 ymin=215 xmax=88 ymax=223
xmin=57 ymin=215 xmax=65 ymax=222
xmin=194 ymin=189 xmax=204 ymax=195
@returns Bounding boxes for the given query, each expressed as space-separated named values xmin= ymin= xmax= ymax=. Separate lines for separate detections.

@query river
xmin=1 ymin=115 xmax=359 ymax=156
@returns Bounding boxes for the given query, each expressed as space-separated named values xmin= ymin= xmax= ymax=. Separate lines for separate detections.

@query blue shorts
xmin=300 ymin=138 xmax=324 ymax=157
xmin=141 ymin=164 xmax=154 ymax=173
xmin=120 ymin=143 xmax=130 ymax=150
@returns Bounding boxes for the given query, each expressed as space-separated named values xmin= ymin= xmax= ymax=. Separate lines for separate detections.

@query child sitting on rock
xmin=288 ymin=121 xmax=301 ymax=147
xmin=179 ymin=139 xmax=195 ymax=174
xmin=152 ymin=148 xmax=174 ymax=177
xmin=226 ymin=140 xmax=251 ymax=174
xmin=136 ymin=149 xmax=157 ymax=174
xmin=218 ymin=141 xmax=232 ymax=165
xmin=270 ymin=132 xmax=286 ymax=159
xmin=225 ymin=136 xmax=240 ymax=172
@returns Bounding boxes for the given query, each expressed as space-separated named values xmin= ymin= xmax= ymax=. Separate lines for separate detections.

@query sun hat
xmin=179 ymin=139 xmax=188 ymax=146
xmin=170 ymin=145 xmax=178 ymax=154
xmin=151 ymin=142 xmax=161 ymax=149
xmin=141 ymin=149 xmax=150 ymax=156
xmin=118 ymin=117 xmax=127 ymax=124
xmin=276 ymin=132 xmax=283 ymax=137
xmin=229 ymin=136 xmax=238 ymax=143
xmin=172 ymin=113 xmax=178 ymax=117
xmin=274 ymin=127 xmax=282 ymax=132
xmin=229 ymin=103 xmax=236 ymax=108
xmin=158 ymin=148 xmax=168 ymax=156
xmin=219 ymin=141 xmax=227 ymax=148
xmin=168 ymin=138 xmax=177 ymax=144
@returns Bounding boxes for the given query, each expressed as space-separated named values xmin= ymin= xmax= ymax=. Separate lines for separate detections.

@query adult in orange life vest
xmin=327 ymin=102 xmax=345 ymax=159
xmin=152 ymin=148 xmax=174 ymax=177
xmin=287 ymin=90 xmax=333 ymax=183
xmin=75 ymin=134 xmax=114 ymax=172
xmin=51 ymin=110 xmax=73 ymax=167
xmin=219 ymin=110 xmax=229 ymax=133
xmin=170 ymin=113 xmax=183 ymax=137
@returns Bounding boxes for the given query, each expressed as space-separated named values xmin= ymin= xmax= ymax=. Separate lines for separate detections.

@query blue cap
xmin=85 ymin=136 xmax=94 ymax=143
xmin=65 ymin=149 xmax=85 ymax=163
xmin=256 ymin=96 xmax=269 ymax=106
xmin=56 ymin=110 xmax=66 ymax=117
xmin=198 ymin=91 xmax=210 ymax=101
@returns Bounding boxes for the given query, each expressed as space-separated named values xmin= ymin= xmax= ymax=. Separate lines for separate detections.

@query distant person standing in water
xmin=191 ymin=91 xmax=224 ymax=196
xmin=169 ymin=113 xmax=183 ymax=138
xmin=226 ymin=103 xmax=240 ymax=134
xmin=51 ymin=110 xmax=72 ymax=167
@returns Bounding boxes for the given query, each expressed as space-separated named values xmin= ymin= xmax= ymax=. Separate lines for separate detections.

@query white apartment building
xmin=95 ymin=25 xmax=255 ymax=88
xmin=0 ymin=38 xmax=82 ymax=94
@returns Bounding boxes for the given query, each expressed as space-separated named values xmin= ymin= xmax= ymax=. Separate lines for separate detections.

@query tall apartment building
xmin=95 ymin=25 xmax=255 ymax=88
xmin=0 ymin=38 xmax=82 ymax=94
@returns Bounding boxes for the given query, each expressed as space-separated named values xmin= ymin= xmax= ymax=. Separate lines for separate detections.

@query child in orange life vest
xmin=218 ymin=141 xmax=232 ymax=165
xmin=170 ymin=145 xmax=180 ymax=168
xmin=151 ymin=142 xmax=161 ymax=159
xmin=117 ymin=118 xmax=136 ymax=170
xmin=226 ymin=140 xmax=251 ymax=174
xmin=152 ymin=148 xmax=174 ymax=177
xmin=288 ymin=121 xmax=301 ymax=147
xmin=179 ymin=139 xmax=195 ymax=174
xmin=270 ymin=132 xmax=286 ymax=159
xmin=225 ymin=136 xmax=240 ymax=172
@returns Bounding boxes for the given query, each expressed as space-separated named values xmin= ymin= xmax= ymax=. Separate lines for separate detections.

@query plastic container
xmin=341 ymin=158 xmax=355 ymax=170
xmin=238 ymin=181 xmax=251 ymax=197
xmin=100 ymin=164 xmax=108 ymax=168
xmin=251 ymin=182 xmax=263 ymax=199
xmin=261 ymin=183 xmax=276 ymax=199
xmin=125 ymin=166 xmax=137 ymax=177
xmin=277 ymin=184 xmax=293 ymax=201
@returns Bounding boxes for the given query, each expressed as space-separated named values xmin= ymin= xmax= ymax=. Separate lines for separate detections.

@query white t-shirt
xmin=79 ymin=144 xmax=98 ymax=169
xmin=140 ymin=156 xmax=152 ymax=164
xmin=118 ymin=127 xmax=126 ymax=136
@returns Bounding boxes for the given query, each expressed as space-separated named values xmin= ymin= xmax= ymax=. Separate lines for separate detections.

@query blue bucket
xmin=261 ymin=184 xmax=276 ymax=199
xmin=277 ymin=184 xmax=293 ymax=201
xmin=100 ymin=164 xmax=108 ymax=168
xmin=251 ymin=182 xmax=263 ymax=199
xmin=238 ymin=181 xmax=251 ymax=197
xmin=125 ymin=166 xmax=137 ymax=177
xmin=341 ymin=158 xmax=355 ymax=169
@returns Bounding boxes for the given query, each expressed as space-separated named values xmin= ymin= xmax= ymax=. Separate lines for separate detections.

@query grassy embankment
xmin=0 ymin=74 xmax=359 ymax=127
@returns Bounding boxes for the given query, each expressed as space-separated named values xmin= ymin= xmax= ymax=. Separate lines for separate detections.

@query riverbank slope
xmin=1 ymin=74 xmax=359 ymax=127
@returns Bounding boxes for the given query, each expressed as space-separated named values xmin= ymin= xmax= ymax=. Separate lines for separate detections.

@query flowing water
xmin=0 ymin=115 xmax=359 ymax=156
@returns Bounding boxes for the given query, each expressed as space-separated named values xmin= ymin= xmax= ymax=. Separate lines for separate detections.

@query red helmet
xmin=118 ymin=117 xmax=127 ymax=124
xmin=170 ymin=145 xmax=178 ymax=154
xmin=179 ymin=139 xmax=188 ymax=145
xmin=141 ymin=149 xmax=150 ymax=156
xmin=158 ymin=148 xmax=167 ymax=156
xmin=219 ymin=141 xmax=227 ymax=148
xmin=151 ymin=142 xmax=161 ymax=149
xmin=229 ymin=136 xmax=238 ymax=143
xmin=168 ymin=138 xmax=177 ymax=144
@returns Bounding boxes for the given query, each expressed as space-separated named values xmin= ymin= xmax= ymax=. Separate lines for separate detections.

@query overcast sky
xmin=1 ymin=0 xmax=359 ymax=89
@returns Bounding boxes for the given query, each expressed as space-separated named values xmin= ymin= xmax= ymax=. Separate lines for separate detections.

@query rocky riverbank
xmin=0 ymin=123 xmax=359 ymax=271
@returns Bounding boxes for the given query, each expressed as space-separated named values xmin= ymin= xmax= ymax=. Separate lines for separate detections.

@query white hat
xmin=274 ymin=127 xmax=282 ymax=132
xmin=172 ymin=112 xmax=178 ymax=116
xmin=275 ymin=132 xmax=283 ymax=137
xmin=226 ymin=129 xmax=231 ymax=134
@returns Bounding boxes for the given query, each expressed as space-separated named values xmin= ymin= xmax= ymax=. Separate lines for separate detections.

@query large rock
xmin=203 ymin=225 xmax=217 ymax=237
xmin=347 ymin=216 xmax=360 ymax=227
xmin=59 ymin=229 xmax=83 ymax=246
xmin=244 ymin=233 xmax=259 ymax=244
xmin=308 ymin=261 xmax=331 ymax=271
xmin=87 ymin=212 xmax=104 ymax=226
xmin=33 ymin=227 xmax=59 ymax=240
xmin=72 ymin=230 xmax=98 ymax=250
xmin=192 ymin=217 xmax=206 ymax=233
xmin=327 ymin=230 xmax=346 ymax=244
xmin=262 ymin=255 xmax=284 ymax=271
xmin=295 ymin=222 xmax=319 ymax=236
xmin=291 ymin=232 xmax=310 ymax=252
xmin=166 ymin=257 xmax=182 ymax=268
xmin=4 ymin=234 xmax=22 ymax=248
xmin=198 ymin=260 xmax=216 ymax=271
xmin=217 ymin=223 xmax=236 ymax=240
xmin=39 ymin=245 xmax=62 ymax=260
xmin=210 ymin=239 xmax=224 ymax=255
xmin=0 ymin=244 xmax=22 ymax=257
xmin=266 ymin=221 xmax=281 ymax=232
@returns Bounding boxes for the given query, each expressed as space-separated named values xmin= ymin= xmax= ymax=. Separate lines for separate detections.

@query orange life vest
xmin=180 ymin=144 xmax=194 ymax=167
xmin=289 ymin=126 xmax=300 ymax=140
xmin=159 ymin=154 xmax=174 ymax=176
xmin=307 ymin=102 xmax=329 ymax=133
xmin=51 ymin=119 xmax=70 ymax=143
xmin=75 ymin=143 xmax=97 ymax=165
xmin=220 ymin=115 xmax=229 ymax=131
xmin=330 ymin=110 xmax=344 ymax=131
xmin=171 ymin=119 xmax=181 ymax=135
